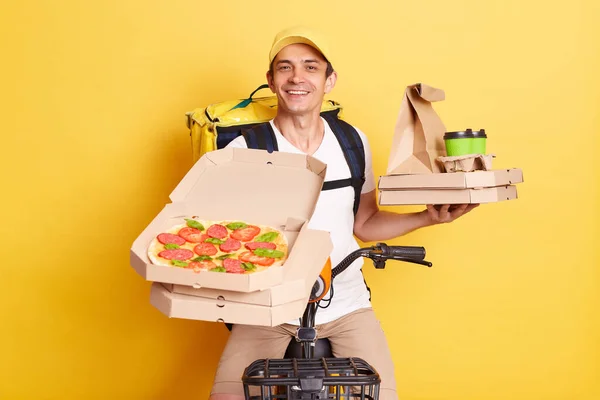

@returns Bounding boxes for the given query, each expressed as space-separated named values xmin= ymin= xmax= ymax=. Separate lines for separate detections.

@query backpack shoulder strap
xmin=321 ymin=112 xmax=366 ymax=215
xmin=241 ymin=122 xmax=279 ymax=152
xmin=322 ymin=112 xmax=371 ymax=301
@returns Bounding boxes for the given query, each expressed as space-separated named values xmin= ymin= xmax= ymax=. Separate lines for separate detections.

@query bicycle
xmin=241 ymin=243 xmax=433 ymax=399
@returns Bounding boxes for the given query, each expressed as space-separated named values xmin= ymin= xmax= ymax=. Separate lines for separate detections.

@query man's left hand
xmin=425 ymin=204 xmax=479 ymax=225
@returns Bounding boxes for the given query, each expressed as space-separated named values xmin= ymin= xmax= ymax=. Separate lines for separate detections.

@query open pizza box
xmin=130 ymin=148 xmax=333 ymax=301
xmin=150 ymin=282 xmax=308 ymax=327
xmin=150 ymin=235 xmax=325 ymax=324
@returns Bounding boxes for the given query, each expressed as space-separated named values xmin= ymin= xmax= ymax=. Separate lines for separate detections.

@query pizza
xmin=147 ymin=218 xmax=289 ymax=274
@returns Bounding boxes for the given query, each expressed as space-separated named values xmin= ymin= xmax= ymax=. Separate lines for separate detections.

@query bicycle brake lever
xmin=417 ymin=259 xmax=433 ymax=268
xmin=391 ymin=256 xmax=433 ymax=267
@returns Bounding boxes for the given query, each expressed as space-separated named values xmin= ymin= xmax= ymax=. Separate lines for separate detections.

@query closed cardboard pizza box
xmin=151 ymin=283 xmax=307 ymax=327
xmin=130 ymin=148 xmax=333 ymax=293
xmin=378 ymin=168 xmax=524 ymax=190
xmin=166 ymin=278 xmax=307 ymax=306
xmin=378 ymin=185 xmax=518 ymax=205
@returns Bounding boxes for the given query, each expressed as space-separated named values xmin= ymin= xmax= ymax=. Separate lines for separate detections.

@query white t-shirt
xmin=226 ymin=117 xmax=376 ymax=325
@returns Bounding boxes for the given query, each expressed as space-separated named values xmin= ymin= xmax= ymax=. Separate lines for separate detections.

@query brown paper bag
xmin=386 ymin=83 xmax=447 ymax=174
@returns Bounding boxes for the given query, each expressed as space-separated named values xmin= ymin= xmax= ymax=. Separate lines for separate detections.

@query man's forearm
xmin=354 ymin=210 xmax=433 ymax=242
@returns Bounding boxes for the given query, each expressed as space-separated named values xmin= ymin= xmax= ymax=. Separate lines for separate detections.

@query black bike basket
xmin=242 ymin=357 xmax=381 ymax=400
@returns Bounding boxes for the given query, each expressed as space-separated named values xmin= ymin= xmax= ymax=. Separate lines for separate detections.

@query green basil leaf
xmin=242 ymin=262 xmax=257 ymax=272
xmin=210 ymin=266 xmax=226 ymax=273
xmin=205 ymin=238 xmax=225 ymax=244
xmin=164 ymin=243 xmax=180 ymax=250
xmin=217 ymin=254 xmax=233 ymax=260
xmin=185 ymin=219 xmax=205 ymax=231
xmin=226 ymin=222 xmax=248 ymax=230
xmin=253 ymin=248 xmax=284 ymax=258
xmin=171 ymin=260 xmax=189 ymax=267
xmin=192 ymin=256 xmax=212 ymax=262
xmin=255 ymin=232 xmax=279 ymax=243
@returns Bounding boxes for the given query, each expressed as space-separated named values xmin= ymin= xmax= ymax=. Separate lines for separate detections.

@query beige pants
xmin=211 ymin=307 xmax=398 ymax=400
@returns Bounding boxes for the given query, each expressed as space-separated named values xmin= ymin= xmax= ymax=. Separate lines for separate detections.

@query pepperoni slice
xmin=194 ymin=243 xmax=218 ymax=256
xmin=158 ymin=249 xmax=194 ymax=260
xmin=178 ymin=227 xmax=208 ymax=243
xmin=223 ymin=258 xmax=245 ymax=274
xmin=207 ymin=224 xmax=228 ymax=239
xmin=245 ymin=242 xmax=277 ymax=251
xmin=220 ymin=238 xmax=241 ymax=253
xmin=157 ymin=233 xmax=186 ymax=246
xmin=239 ymin=251 xmax=275 ymax=266
xmin=187 ymin=260 xmax=216 ymax=272
xmin=230 ymin=225 xmax=261 ymax=242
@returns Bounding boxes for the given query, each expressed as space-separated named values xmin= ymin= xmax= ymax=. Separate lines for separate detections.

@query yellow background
xmin=1 ymin=0 xmax=598 ymax=399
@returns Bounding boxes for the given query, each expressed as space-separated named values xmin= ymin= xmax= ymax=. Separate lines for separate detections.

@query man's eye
xmin=307 ymin=66 xmax=316 ymax=70
xmin=279 ymin=66 xmax=290 ymax=71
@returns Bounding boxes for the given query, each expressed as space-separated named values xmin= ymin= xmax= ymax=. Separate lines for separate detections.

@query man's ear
xmin=266 ymin=71 xmax=276 ymax=93
xmin=324 ymin=71 xmax=337 ymax=94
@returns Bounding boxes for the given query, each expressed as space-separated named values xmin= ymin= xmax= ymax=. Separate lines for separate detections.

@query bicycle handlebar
xmin=331 ymin=243 xmax=432 ymax=280
xmin=383 ymin=243 xmax=426 ymax=259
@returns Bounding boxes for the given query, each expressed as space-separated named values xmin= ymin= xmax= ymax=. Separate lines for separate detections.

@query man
xmin=210 ymin=26 xmax=478 ymax=400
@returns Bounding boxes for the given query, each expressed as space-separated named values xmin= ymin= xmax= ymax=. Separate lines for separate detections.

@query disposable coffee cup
xmin=471 ymin=129 xmax=487 ymax=154
xmin=444 ymin=129 xmax=487 ymax=156
xmin=444 ymin=129 xmax=475 ymax=156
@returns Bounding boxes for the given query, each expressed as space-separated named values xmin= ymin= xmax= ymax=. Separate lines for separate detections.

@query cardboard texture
xmin=386 ymin=83 xmax=447 ymax=175
xmin=130 ymin=147 xmax=334 ymax=293
xmin=378 ymin=168 xmax=524 ymax=190
xmin=169 ymin=278 xmax=306 ymax=306
xmin=379 ymin=185 xmax=518 ymax=205
xmin=437 ymin=154 xmax=495 ymax=172
xmin=151 ymin=283 xmax=307 ymax=327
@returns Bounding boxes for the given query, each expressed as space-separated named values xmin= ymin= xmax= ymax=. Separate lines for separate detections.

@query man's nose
xmin=288 ymin=69 xmax=304 ymax=84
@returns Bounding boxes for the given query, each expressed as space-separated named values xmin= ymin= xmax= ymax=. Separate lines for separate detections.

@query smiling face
xmin=267 ymin=43 xmax=337 ymax=117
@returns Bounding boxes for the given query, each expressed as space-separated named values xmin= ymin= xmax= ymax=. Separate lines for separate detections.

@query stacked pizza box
xmin=130 ymin=148 xmax=333 ymax=327
xmin=377 ymin=167 xmax=524 ymax=206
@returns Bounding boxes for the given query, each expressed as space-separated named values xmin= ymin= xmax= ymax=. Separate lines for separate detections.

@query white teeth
xmin=288 ymin=91 xmax=308 ymax=95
